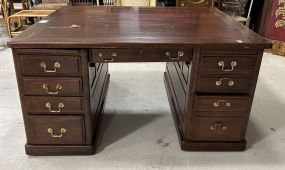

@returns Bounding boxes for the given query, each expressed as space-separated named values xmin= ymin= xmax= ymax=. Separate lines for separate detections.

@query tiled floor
xmin=1 ymin=26 xmax=285 ymax=170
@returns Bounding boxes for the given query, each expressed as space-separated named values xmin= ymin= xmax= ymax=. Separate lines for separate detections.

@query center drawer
xmin=91 ymin=48 xmax=193 ymax=62
xmin=27 ymin=115 xmax=85 ymax=145
xmin=26 ymin=97 xmax=83 ymax=114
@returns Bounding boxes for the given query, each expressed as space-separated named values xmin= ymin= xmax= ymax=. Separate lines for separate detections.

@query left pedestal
xmin=12 ymin=48 xmax=109 ymax=155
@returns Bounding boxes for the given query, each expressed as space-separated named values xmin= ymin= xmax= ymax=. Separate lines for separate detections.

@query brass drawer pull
xmin=218 ymin=61 xmax=237 ymax=72
xmin=45 ymin=102 xmax=64 ymax=113
xmin=40 ymin=62 xmax=61 ymax=73
xmin=178 ymin=51 xmax=184 ymax=57
xmin=99 ymin=52 xmax=116 ymax=62
xmin=213 ymin=100 xmax=231 ymax=107
xmin=210 ymin=122 xmax=227 ymax=131
xmin=215 ymin=78 xmax=235 ymax=87
xmin=47 ymin=128 xmax=67 ymax=138
xmin=166 ymin=51 xmax=184 ymax=60
xmin=42 ymin=84 xmax=62 ymax=95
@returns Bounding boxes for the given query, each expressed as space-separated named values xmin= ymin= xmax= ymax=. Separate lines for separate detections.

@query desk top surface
xmin=8 ymin=6 xmax=271 ymax=49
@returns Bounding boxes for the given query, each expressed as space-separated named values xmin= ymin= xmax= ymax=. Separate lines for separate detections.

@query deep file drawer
xmin=191 ymin=117 xmax=244 ymax=141
xmin=91 ymin=48 xmax=193 ymax=62
xmin=27 ymin=115 xmax=85 ymax=145
xmin=23 ymin=77 xmax=83 ymax=96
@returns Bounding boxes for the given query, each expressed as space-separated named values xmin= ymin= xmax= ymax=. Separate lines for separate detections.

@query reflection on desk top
xmin=8 ymin=6 xmax=271 ymax=49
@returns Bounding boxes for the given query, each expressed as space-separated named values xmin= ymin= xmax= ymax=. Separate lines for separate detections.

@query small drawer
xmin=194 ymin=95 xmax=250 ymax=116
xmin=27 ymin=97 xmax=83 ymax=114
xmin=27 ymin=115 xmax=85 ymax=145
xmin=199 ymin=56 xmax=257 ymax=75
xmin=196 ymin=75 xmax=252 ymax=93
xmin=91 ymin=48 xmax=192 ymax=62
xmin=191 ymin=117 xmax=244 ymax=141
xmin=20 ymin=55 xmax=81 ymax=76
xmin=23 ymin=77 xmax=83 ymax=96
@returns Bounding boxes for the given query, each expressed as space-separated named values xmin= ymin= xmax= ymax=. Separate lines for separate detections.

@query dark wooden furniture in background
xmin=70 ymin=0 xmax=95 ymax=6
xmin=176 ymin=0 xmax=213 ymax=7
xmin=257 ymin=0 xmax=285 ymax=41
xmin=257 ymin=0 xmax=285 ymax=55
xmin=8 ymin=6 xmax=271 ymax=155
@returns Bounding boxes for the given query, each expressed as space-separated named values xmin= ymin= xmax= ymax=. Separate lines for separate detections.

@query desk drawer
xmin=27 ymin=97 xmax=83 ymax=114
xmin=194 ymin=95 xmax=250 ymax=116
xmin=27 ymin=115 xmax=85 ymax=145
xmin=23 ymin=77 xmax=83 ymax=96
xmin=91 ymin=48 xmax=192 ymax=62
xmin=199 ymin=56 xmax=257 ymax=75
xmin=196 ymin=75 xmax=252 ymax=93
xmin=20 ymin=55 xmax=81 ymax=76
xmin=191 ymin=117 xmax=244 ymax=141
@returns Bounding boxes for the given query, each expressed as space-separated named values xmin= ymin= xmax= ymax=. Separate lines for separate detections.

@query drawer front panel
xmin=197 ymin=75 xmax=252 ymax=93
xmin=20 ymin=56 xmax=81 ymax=76
xmin=27 ymin=97 xmax=83 ymax=114
xmin=199 ymin=56 xmax=257 ymax=75
xmin=92 ymin=48 xmax=192 ymax=62
xmin=191 ymin=117 xmax=244 ymax=141
xmin=28 ymin=115 xmax=85 ymax=145
xmin=23 ymin=77 xmax=83 ymax=96
xmin=194 ymin=95 xmax=250 ymax=116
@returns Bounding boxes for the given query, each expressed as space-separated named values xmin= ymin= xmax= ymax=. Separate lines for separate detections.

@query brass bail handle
xmin=99 ymin=52 xmax=116 ymax=62
xmin=40 ymin=61 xmax=61 ymax=73
xmin=166 ymin=51 xmax=184 ymax=60
xmin=47 ymin=128 xmax=67 ymax=138
xmin=42 ymin=84 xmax=62 ymax=95
xmin=45 ymin=102 xmax=64 ymax=113
xmin=215 ymin=78 xmax=235 ymax=87
xmin=213 ymin=100 xmax=231 ymax=107
xmin=210 ymin=122 xmax=227 ymax=131
xmin=218 ymin=61 xmax=237 ymax=72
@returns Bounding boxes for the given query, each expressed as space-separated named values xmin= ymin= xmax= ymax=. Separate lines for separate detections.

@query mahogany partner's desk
xmin=8 ymin=6 xmax=271 ymax=155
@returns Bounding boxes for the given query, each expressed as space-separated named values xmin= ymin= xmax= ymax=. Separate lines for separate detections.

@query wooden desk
xmin=8 ymin=6 xmax=271 ymax=155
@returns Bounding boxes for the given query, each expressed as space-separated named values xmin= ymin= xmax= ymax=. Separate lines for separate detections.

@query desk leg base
xmin=179 ymin=140 xmax=246 ymax=151
xmin=25 ymin=144 xmax=95 ymax=156
xmin=164 ymin=72 xmax=246 ymax=152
